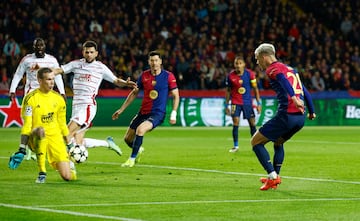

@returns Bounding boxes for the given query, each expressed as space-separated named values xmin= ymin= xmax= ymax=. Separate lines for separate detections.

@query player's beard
xmin=35 ymin=51 xmax=45 ymax=58
xmin=236 ymin=69 xmax=243 ymax=75
xmin=86 ymin=58 xmax=95 ymax=63
xmin=151 ymin=65 xmax=161 ymax=75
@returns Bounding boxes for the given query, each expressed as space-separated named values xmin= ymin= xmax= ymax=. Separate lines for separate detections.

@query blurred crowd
xmin=1 ymin=0 xmax=359 ymax=92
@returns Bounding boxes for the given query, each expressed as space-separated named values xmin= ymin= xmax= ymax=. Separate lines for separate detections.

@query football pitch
xmin=0 ymin=126 xmax=359 ymax=221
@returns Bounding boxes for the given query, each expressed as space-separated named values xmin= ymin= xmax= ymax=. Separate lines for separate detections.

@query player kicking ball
xmin=252 ymin=43 xmax=316 ymax=190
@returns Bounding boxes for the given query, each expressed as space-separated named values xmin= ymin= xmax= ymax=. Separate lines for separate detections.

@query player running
xmin=112 ymin=50 xmax=180 ymax=167
xmin=52 ymin=40 xmax=137 ymax=156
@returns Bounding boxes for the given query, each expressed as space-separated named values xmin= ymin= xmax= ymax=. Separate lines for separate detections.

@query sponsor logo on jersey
xmin=149 ymin=90 xmax=158 ymax=99
xmin=41 ymin=112 xmax=54 ymax=123
xmin=238 ymin=87 xmax=246 ymax=94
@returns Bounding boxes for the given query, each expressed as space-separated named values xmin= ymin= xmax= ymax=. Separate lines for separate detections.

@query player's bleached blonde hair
xmin=254 ymin=43 xmax=276 ymax=57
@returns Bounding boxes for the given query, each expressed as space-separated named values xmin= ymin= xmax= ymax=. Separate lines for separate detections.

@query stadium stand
xmin=0 ymin=0 xmax=359 ymax=93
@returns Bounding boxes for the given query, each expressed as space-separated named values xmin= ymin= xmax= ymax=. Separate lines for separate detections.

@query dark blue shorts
xmin=231 ymin=104 xmax=255 ymax=119
xmin=129 ymin=112 xmax=165 ymax=130
xmin=259 ymin=112 xmax=305 ymax=142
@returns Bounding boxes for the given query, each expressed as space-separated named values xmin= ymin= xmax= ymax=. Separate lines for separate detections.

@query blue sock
xmin=273 ymin=144 xmax=284 ymax=174
xmin=232 ymin=126 xmax=239 ymax=147
xmin=253 ymin=144 xmax=274 ymax=174
xmin=131 ymin=135 xmax=143 ymax=158
xmin=250 ymin=126 xmax=256 ymax=136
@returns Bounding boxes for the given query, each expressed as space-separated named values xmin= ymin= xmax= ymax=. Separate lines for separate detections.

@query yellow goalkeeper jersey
xmin=21 ymin=88 xmax=69 ymax=137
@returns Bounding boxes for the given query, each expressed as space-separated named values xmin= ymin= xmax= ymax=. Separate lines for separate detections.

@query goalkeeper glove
xmin=9 ymin=148 xmax=26 ymax=169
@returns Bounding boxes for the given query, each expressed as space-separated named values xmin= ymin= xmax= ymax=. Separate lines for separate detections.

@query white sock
xmin=269 ymin=171 xmax=278 ymax=180
xmin=83 ymin=138 xmax=108 ymax=148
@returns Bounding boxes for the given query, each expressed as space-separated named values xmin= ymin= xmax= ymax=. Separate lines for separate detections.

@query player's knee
xmin=232 ymin=118 xmax=240 ymax=125
xmin=136 ymin=126 xmax=150 ymax=136
xmin=250 ymin=138 xmax=257 ymax=147
xmin=250 ymin=131 xmax=264 ymax=147
xmin=63 ymin=176 xmax=71 ymax=181
xmin=274 ymin=138 xmax=285 ymax=146
xmin=61 ymin=172 xmax=72 ymax=181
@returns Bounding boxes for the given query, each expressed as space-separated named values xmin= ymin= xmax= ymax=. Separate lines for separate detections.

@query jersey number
xmin=286 ymin=72 xmax=303 ymax=95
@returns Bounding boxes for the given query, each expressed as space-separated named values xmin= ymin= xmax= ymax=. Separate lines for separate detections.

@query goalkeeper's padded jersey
xmin=21 ymin=88 xmax=69 ymax=137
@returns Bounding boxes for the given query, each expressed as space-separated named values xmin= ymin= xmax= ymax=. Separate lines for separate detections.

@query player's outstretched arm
xmin=51 ymin=67 xmax=64 ymax=75
xmin=114 ymin=77 xmax=137 ymax=88
xmin=54 ymin=74 xmax=66 ymax=97
xmin=112 ymin=88 xmax=139 ymax=120
xmin=9 ymin=72 xmax=24 ymax=101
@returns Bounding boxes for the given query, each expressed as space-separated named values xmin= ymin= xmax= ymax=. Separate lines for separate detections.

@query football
xmin=69 ymin=145 xmax=88 ymax=163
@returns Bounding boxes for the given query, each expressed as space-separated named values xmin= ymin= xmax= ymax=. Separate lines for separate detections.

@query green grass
xmin=0 ymin=126 xmax=359 ymax=221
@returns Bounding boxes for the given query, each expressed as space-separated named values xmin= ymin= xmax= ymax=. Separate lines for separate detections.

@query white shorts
xmin=70 ymin=104 xmax=97 ymax=129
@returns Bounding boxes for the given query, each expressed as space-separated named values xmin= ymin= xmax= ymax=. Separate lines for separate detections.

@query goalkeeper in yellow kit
xmin=8 ymin=67 xmax=76 ymax=183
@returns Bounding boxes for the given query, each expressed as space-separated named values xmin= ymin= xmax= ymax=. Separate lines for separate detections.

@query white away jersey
xmin=10 ymin=53 xmax=63 ymax=94
xmin=61 ymin=58 xmax=116 ymax=106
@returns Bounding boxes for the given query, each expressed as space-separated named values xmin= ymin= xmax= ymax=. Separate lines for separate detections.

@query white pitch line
xmin=1 ymin=156 xmax=359 ymax=185
xmin=95 ymin=161 xmax=360 ymax=185
xmin=38 ymin=198 xmax=360 ymax=208
xmin=0 ymin=203 xmax=143 ymax=221
xmin=5 ymin=160 xmax=358 ymax=210
xmin=140 ymin=164 xmax=360 ymax=185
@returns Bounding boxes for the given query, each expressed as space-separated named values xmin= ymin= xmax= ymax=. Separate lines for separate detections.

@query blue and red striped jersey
xmin=266 ymin=62 xmax=304 ymax=113
xmin=138 ymin=69 xmax=178 ymax=115
xmin=226 ymin=68 xmax=256 ymax=105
